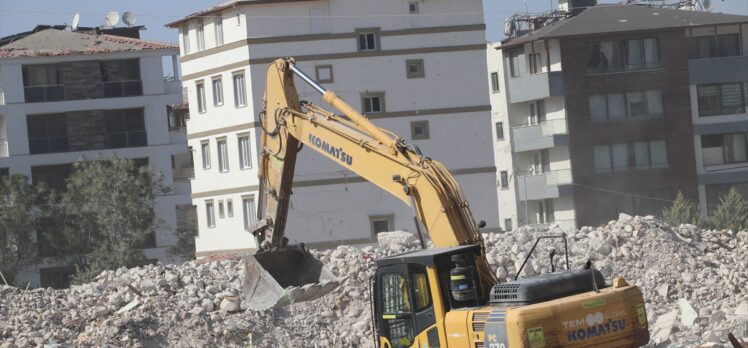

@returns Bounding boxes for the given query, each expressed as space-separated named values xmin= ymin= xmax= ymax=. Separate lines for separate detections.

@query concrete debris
xmin=0 ymin=216 xmax=746 ymax=347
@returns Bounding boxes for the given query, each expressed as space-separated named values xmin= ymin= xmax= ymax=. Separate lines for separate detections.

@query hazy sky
xmin=1 ymin=0 xmax=746 ymax=44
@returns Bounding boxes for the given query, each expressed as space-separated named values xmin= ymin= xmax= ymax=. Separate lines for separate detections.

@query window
xmin=236 ymin=12 xmax=241 ymax=26
xmin=611 ymin=143 xmax=629 ymax=172
xmin=22 ymin=64 xmax=63 ymax=102
xmin=31 ymin=164 xmax=72 ymax=192
xmin=214 ymin=15 xmax=224 ymax=46
xmin=408 ymin=1 xmax=419 ymax=14
xmin=411 ymin=121 xmax=429 ymax=140
xmin=238 ymin=135 xmax=252 ymax=169
xmin=315 ymin=65 xmax=333 ymax=83
xmin=100 ymin=59 xmax=142 ymax=97
xmin=362 ymin=94 xmax=385 ymax=113
xmin=233 ymin=72 xmax=247 ymax=107
xmin=528 ymin=53 xmax=541 ymax=74
xmin=588 ymin=89 xmax=663 ymax=122
xmin=227 ymin=199 xmax=234 ymax=217
xmin=370 ymin=215 xmax=393 ymax=235
xmin=380 ymin=273 xmax=415 ymax=347
xmin=196 ymin=81 xmax=206 ymax=113
xmin=243 ymin=196 xmax=256 ymax=230
xmin=689 ymin=33 xmax=741 ymax=59
xmin=412 ymin=273 xmax=431 ymax=310
xmin=634 ymin=140 xmax=669 ymax=169
xmin=500 ymin=171 xmax=508 ymax=189
xmin=201 ymin=141 xmax=211 ymax=169
xmin=357 ymin=29 xmax=380 ymax=51
xmin=196 ymin=19 xmax=205 ymax=51
xmin=587 ymin=38 xmax=659 ymax=73
xmin=491 ymin=72 xmax=500 ymax=93
xmin=219 ymin=201 xmax=225 ymax=218
xmin=495 ymin=122 xmax=504 ymax=141
xmin=697 ymin=83 xmax=746 ymax=116
xmin=182 ymin=24 xmax=190 ymax=54
xmin=703 ymin=133 xmax=748 ymax=165
xmin=509 ymin=50 xmax=520 ymax=78
xmin=406 ymin=59 xmax=424 ymax=79
xmin=39 ymin=266 xmax=75 ymax=289
xmin=217 ymin=138 xmax=229 ymax=172
xmin=212 ymin=77 xmax=223 ymax=106
xmin=206 ymin=201 xmax=215 ymax=228
xmin=105 ymin=108 xmax=147 ymax=148
xmin=504 ymin=218 xmax=512 ymax=232
xmin=593 ymin=145 xmax=612 ymax=173
xmin=27 ymin=114 xmax=68 ymax=154
xmin=529 ymin=100 xmax=545 ymax=125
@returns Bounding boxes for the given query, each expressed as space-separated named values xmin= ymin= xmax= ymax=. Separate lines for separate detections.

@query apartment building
xmin=493 ymin=3 xmax=748 ymax=228
xmin=0 ymin=27 xmax=192 ymax=287
xmin=168 ymin=0 xmax=499 ymax=256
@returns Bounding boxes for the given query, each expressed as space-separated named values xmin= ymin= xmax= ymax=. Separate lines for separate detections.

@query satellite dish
xmin=105 ymin=11 xmax=120 ymax=27
xmin=122 ymin=12 xmax=136 ymax=27
xmin=72 ymin=13 xmax=80 ymax=31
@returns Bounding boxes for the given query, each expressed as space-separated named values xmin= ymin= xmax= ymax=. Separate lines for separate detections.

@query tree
xmin=44 ymin=156 xmax=170 ymax=284
xmin=0 ymin=174 xmax=54 ymax=284
xmin=711 ymin=187 xmax=748 ymax=231
xmin=661 ymin=191 xmax=702 ymax=227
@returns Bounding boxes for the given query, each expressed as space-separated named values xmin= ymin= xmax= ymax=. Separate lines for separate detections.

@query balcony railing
xmin=517 ymin=169 xmax=573 ymax=201
xmin=164 ymin=78 xmax=182 ymax=95
xmin=24 ymin=84 xmax=65 ymax=103
xmin=101 ymin=80 xmax=143 ymax=98
xmin=511 ymin=119 xmax=568 ymax=152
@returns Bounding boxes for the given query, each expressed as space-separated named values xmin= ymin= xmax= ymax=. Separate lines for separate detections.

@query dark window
xmin=0 ymin=168 xmax=8 ymax=178
xmin=138 ymin=231 xmax=157 ymax=249
xmin=380 ymin=272 xmax=415 ymax=347
xmin=410 ymin=121 xmax=429 ymax=140
xmin=408 ymin=1 xmax=418 ymax=14
xmin=689 ymin=36 xmax=715 ymax=59
xmin=370 ymin=215 xmax=393 ymax=235
xmin=587 ymin=38 xmax=659 ymax=74
xmin=589 ymin=89 xmax=664 ymax=122
xmin=500 ymin=171 xmax=508 ymax=189
xmin=27 ymin=114 xmax=69 ymax=154
xmin=491 ymin=72 xmax=500 ymax=92
xmin=689 ymin=33 xmax=741 ymax=59
xmin=495 ymin=122 xmax=504 ymax=141
xmin=509 ymin=50 xmax=521 ymax=78
xmin=22 ymin=64 xmax=64 ymax=102
xmin=504 ymin=218 xmax=512 ymax=231
xmin=105 ymin=109 xmax=147 ymax=148
xmin=697 ymin=83 xmax=746 ymax=116
xmin=31 ymin=164 xmax=72 ymax=192
xmin=362 ymin=94 xmax=385 ymax=113
xmin=717 ymin=33 xmax=740 ymax=57
xmin=357 ymin=30 xmax=379 ymax=51
xmin=528 ymin=53 xmax=541 ymax=74
xmin=100 ymin=59 xmax=142 ymax=97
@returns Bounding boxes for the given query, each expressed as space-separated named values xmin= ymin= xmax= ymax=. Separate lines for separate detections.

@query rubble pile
xmin=0 ymin=215 xmax=746 ymax=347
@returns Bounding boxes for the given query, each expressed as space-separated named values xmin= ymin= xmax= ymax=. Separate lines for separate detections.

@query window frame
xmin=196 ymin=19 xmax=205 ymax=51
xmin=227 ymin=199 xmax=234 ymax=218
xmin=238 ymin=134 xmax=252 ymax=169
xmin=182 ymin=24 xmax=191 ymax=54
xmin=218 ymin=200 xmax=225 ymax=219
xmin=196 ymin=80 xmax=207 ymax=113
xmin=504 ymin=218 xmax=512 ymax=232
xmin=362 ymin=93 xmax=385 ymax=114
xmin=315 ymin=65 xmax=334 ymax=83
xmin=205 ymin=200 xmax=216 ymax=228
xmin=495 ymin=122 xmax=504 ymax=141
xmin=697 ymin=82 xmax=746 ymax=117
xmin=499 ymin=170 xmax=509 ymax=189
xmin=406 ymin=59 xmax=425 ymax=79
xmin=589 ymin=89 xmax=664 ymax=122
xmin=356 ymin=28 xmax=381 ymax=51
xmin=490 ymin=72 xmax=500 ymax=93
xmin=201 ymin=140 xmax=211 ymax=169
xmin=212 ymin=76 xmax=223 ymax=106
xmin=217 ymin=137 xmax=229 ymax=173
xmin=408 ymin=1 xmax=419 ymax=14
xmin=509 ymin=50 xmax=521 ymax=78
xmin=242 ymin=195 xmax=257 ymax=231
xmin=233 ymin=71 xmax=247 ymax=108
xmin=410 ymin=120 xmax=429 ymax=140
xmin=214 ymin=14 xmax=224 ymax=46
xmin=370 ymin=214 xmax=395 ymax=237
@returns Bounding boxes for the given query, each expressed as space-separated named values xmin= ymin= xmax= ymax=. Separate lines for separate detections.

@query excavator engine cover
xmin=490 ymin=269 xmax=606 ymax=305
xmin=242 ymin=245 xmax=341 ymax=310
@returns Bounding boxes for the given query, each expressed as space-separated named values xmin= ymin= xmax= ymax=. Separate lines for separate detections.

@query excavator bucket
xmin=242 ymin=245 xmax=341 ymax=310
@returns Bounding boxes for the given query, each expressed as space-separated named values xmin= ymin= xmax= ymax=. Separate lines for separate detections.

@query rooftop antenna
xmin=104 ymin=11 xmax=120 ymax=28
xmin=122 ymin=12 xmax=136 ymax=27
xmin=71 ymin=13 xmax=80 ymax=31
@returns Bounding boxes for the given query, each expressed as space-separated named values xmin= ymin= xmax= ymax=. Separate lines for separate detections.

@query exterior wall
xmin=0 ymin=50 xmax=190 ymax=287
xmin=179 ymin=0 xmax=498 ymax=256
xmin=561 ymin=29 xmax=699 ymax=227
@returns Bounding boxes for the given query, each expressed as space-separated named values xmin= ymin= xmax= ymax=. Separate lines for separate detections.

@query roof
xmin=376 ymin=244 xmax=481 ymax=268
xmin=502 ymin=5 xmax=748 ymax=49
xmin=0 ymin=29 xmax=178 ymax=59
xmin=165 ymin=0 xmax=318 ymax=28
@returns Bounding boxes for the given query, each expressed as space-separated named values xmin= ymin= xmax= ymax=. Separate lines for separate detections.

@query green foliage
xmin=42 ymin=155 xmax=170 ymax=285
xmin=0 ymin=174 xmax=54 ymax=284
xmin=661 ymin=191 xmax=702 ymax=227
xmin=711 ymin=187 xmax=748 ymax=231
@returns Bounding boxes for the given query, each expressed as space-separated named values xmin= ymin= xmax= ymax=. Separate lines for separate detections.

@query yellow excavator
xmin=244 ymin=58 xmax=650 ymax=347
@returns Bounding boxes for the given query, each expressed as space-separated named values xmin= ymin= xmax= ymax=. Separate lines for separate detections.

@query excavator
xmin=243 ymin=58 xmax=650 ymax=347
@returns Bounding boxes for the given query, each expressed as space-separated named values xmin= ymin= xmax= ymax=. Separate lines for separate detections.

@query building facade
xmin=493 ymin=4 xmax=748 ymax=228
xmin=0 ymin=28 xmax=192 ymax=287
xmin=169 ymin=0 xmax=499 ymax=256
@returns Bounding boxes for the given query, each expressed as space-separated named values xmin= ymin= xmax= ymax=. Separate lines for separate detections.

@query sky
xmin=1 ymin=0 xmax=747 ymax=45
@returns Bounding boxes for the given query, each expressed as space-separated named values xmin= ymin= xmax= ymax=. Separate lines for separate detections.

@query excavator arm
xmin=243 ymin=58 xmax=496 ymax=308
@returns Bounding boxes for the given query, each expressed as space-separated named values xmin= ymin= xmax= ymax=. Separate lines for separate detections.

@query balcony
xmin=517 ymin=169 xmax=573 ymax=201
xmin=101 ymin=80 xmax=143 ymax=98
xmin=164 ymin=78 xmax=182 ymax=95
xmin=511 ymin=119 xmax=569 ymax=152
xmin=24 ymin=84 xmax=65 ymax=103
xmin=689 ymin=55 xmax=748 ymax=85
xmin=507 ymin=71 xmax=563 ymax=104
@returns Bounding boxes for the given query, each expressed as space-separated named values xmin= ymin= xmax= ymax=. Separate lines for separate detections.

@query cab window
xmin=381 ymin=273 xmax=414 ymax=348
xmin=413 ymin=272 xmax=432 ymax=311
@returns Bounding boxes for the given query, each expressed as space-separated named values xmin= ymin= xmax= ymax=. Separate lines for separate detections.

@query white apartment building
xmin=168 ymin=0 xmax=499 ymax=256
xmin=486 ymin=43 xmax=518 ymax=232
xmin=487 ymin=39 xmax=577 ymax=232
xmin=0 ymin=28 xmax=192 ymax=288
